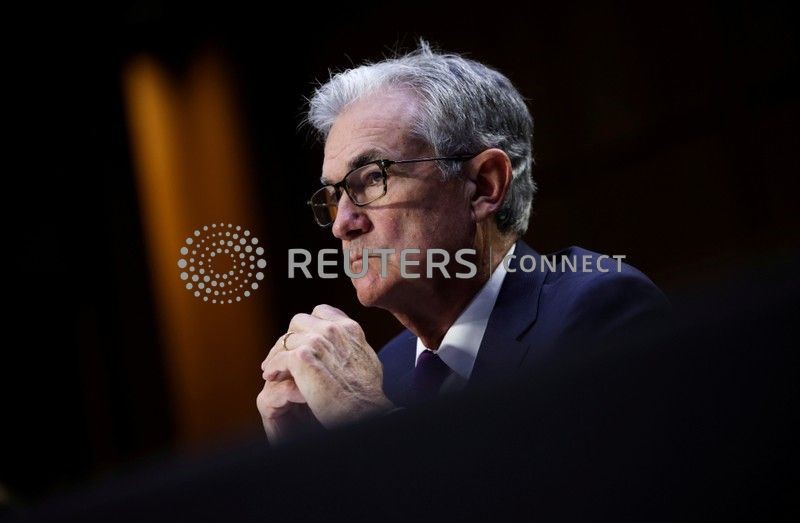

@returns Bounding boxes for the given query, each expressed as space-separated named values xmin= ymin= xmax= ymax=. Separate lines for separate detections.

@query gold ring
xmin=282 ymin=331 xmax=296 ymax=350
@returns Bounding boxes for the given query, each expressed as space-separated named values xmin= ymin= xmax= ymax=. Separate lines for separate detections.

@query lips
xmin=348 ymin=250 xmax=370 ymax=264
xmin=347 ymin=247 xmax=386 ymax=265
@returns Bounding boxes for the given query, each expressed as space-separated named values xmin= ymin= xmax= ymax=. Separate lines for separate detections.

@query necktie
xmin=411 ymin=350 xmax=452 ymax=405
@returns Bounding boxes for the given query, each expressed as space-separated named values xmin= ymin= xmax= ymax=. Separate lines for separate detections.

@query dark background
xmin=5 ymin=0 xmax=798 ymax=506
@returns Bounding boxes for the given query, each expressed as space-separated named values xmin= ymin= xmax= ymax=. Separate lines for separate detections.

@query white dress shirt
xmin=415 ymin=244 xmax=516 ymax=394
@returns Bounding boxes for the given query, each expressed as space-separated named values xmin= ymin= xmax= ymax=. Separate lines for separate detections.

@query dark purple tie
xmin=411 ymin=350 xmax=452 ymax=404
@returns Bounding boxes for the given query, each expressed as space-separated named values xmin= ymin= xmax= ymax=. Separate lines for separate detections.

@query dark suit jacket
xmin=378 ymin=240 xmax=671 ymax=407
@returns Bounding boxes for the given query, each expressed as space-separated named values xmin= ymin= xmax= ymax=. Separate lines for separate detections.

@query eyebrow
xmin=320 ymin=148 xmax=385 ymax=185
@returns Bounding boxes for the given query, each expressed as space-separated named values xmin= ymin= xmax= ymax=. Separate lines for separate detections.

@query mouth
xmin=347 ymin=248 xmax=376 ymax=264
xmin=349 ymin=252 xmax=371 ymax=265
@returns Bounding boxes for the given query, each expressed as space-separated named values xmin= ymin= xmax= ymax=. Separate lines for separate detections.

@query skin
xmin=258 ymin=88 xmax=516 ymax=443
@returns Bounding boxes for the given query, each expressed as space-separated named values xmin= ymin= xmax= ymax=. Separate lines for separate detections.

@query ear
xmin=468 ymin=148 xmax=513 ymax=223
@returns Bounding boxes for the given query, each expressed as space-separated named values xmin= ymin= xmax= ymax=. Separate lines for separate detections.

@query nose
xmin=332 ymin=192 xmax=373 ymax=240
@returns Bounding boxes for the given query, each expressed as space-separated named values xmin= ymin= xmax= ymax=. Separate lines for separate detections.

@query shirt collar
xmin=415 ymin=243 xmax=516 ymax=380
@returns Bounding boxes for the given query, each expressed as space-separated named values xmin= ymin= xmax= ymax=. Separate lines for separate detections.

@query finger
xmin=279 ymin=331 xmax=321 ymax=353
xmin=263 ymin=347 xmax=336 ymax=403
xmin=267 ymin=331 xmax=335 ymax=382
xmin=261 ymin=379 xmax=306 ymax=408
xmin=261 ymin=327 xmax=315 ymax=371
xmin=264 ymin=346 xmax=373 ymax=428
xmin=287 ymin=312 xmax=332 ymax=335
xmin=261 ymin=335 xmax=289 ymax=371
xmin=311 ymin=303 xmax=350 ymax=321
xmin=263 ymin=348 xmax=305 ymax=382
xmin=264 ymin=366 xmax=292 ymax=383
xmin=261 ymin=401 xmax=300 ymax=426
xmin=262 ymin=403 xmax=322 ymax=443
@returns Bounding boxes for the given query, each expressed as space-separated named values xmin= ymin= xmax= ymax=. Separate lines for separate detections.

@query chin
xmin=351 ymin=269 xmax=400 ymax=309
xmin=351 ymin=273 xmax=383 ymax=307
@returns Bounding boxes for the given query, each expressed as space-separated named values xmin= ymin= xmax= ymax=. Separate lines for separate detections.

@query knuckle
xmin=341 ymin=318 xmax=361 ymax=334
xmin=312 ymin=304 xmax=331 ymax=315
xmin=295 ymin=346 xmax=318 ymax=364
xmin=306 ymin=332 xmax=326 ymax=347
xmin=289 ymin=313 xmax=311 ymax=329
xmin=323 ymin=322 xmax=340 ymax=338
xmin=259 ymin=384 xmax=288 ymax=410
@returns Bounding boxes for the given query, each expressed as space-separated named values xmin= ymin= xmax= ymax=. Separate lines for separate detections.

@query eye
xmin=366 ymin=169 xmax=384 ymax=185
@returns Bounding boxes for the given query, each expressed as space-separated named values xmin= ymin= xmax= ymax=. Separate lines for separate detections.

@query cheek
xmin=373 ymin=187 xmax=472 ymax=248
xmin=371 ymin=212 xmax=418 ymax=249
xmin=416 ymin=203 xmax=473 ymax=248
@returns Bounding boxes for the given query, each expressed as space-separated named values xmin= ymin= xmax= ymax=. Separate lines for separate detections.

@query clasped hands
xmin=257 ymin=304 xmax=394 ymax=443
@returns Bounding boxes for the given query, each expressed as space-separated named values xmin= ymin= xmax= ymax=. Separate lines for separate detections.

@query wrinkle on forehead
xmin=321 ymin=89 xmax=425 ymax=183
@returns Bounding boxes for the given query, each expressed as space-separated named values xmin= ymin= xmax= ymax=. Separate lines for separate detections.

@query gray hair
xmin=305 ymin=40 xmax=536 ymax=236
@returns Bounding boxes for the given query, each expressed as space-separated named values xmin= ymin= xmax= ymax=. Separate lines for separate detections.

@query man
xmin=257 ymin=42 xmax=669 ymax=443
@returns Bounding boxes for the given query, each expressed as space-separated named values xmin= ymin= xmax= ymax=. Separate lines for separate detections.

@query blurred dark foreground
xmin=9 ymin=252 xmax=799 ymax=522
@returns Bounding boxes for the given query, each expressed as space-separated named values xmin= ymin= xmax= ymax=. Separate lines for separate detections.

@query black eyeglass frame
xmin=307 ymin=153 xmax=480 ymax=227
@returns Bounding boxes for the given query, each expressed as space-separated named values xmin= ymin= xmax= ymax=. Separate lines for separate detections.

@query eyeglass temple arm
xmin=390 ymin=153 xmax=479 ymax=166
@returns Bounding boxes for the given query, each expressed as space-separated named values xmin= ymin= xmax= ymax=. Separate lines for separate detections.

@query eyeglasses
xmin=307 ymin=153 xmax=479 ymax=227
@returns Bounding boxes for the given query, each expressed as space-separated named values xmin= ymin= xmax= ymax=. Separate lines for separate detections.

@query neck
xmin=390 ymin=234 xmax=516 ymax=349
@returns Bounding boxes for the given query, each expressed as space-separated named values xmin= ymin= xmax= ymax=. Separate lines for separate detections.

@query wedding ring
xmin=282 ymin=331 xmax=296 ymax=350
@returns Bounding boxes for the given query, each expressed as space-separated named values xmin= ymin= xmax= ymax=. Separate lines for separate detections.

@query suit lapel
xmin=468 ymin=240 xmax=548 ymax=389
xmin=382 ymin=240 xmax=548 ymax=403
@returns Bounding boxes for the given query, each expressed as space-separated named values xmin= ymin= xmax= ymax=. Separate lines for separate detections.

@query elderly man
xmin=257 ymin=42 xmax=669 ymax=442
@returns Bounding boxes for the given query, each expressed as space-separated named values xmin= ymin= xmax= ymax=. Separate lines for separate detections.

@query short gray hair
xmin=306 ymin=40 xmax=536 ymax=236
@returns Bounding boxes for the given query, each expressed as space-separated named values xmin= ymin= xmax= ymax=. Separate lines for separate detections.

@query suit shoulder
xmin=539 ymin=246 xmax=671 ymax=341
xmin=542 ymin=247 xmax=663 ymax=297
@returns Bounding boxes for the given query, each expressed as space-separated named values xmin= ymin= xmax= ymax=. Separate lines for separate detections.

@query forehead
xmin=321 ymin=89 xmax=421 ymax=183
